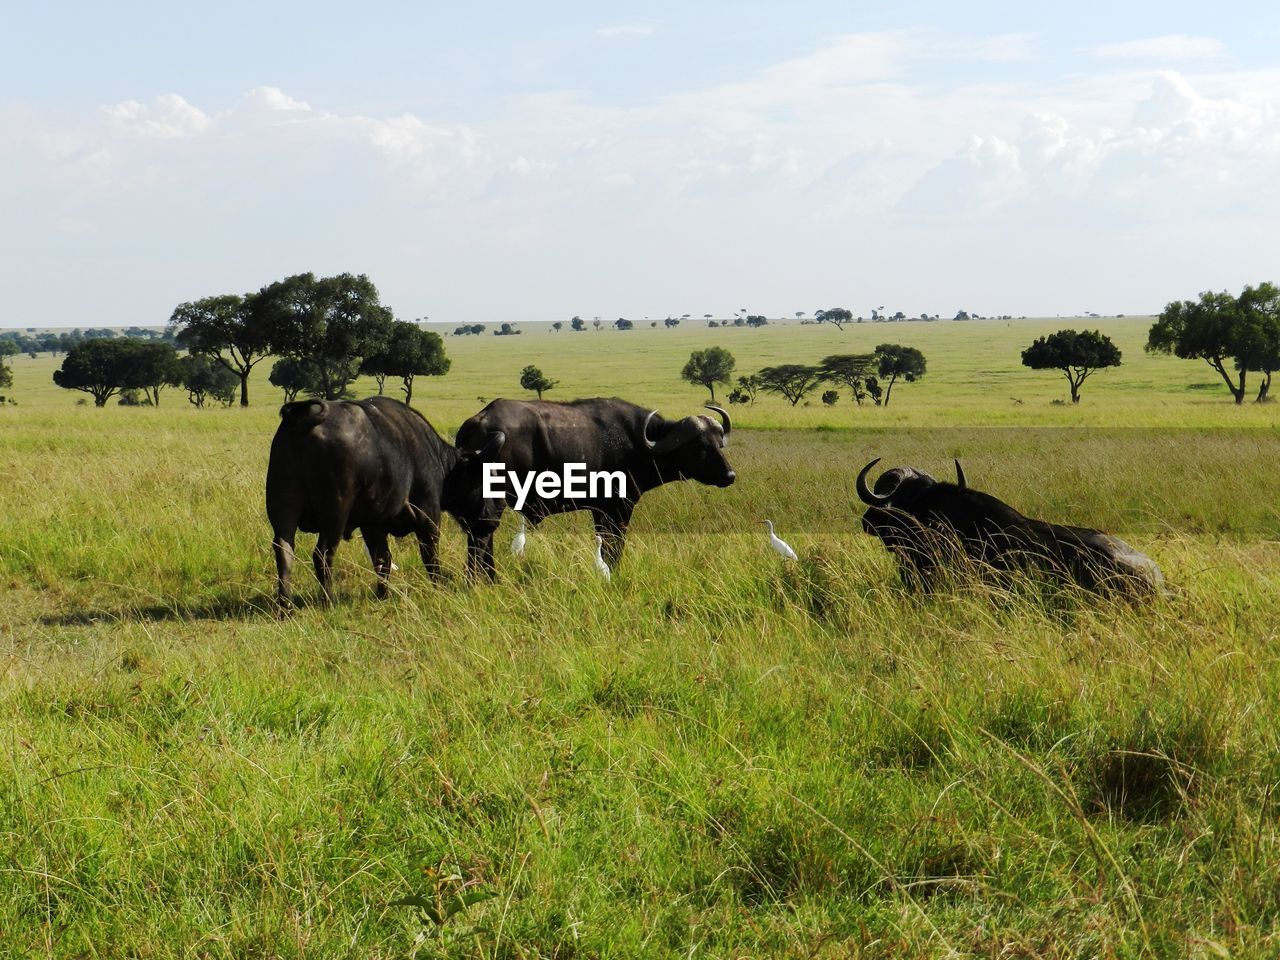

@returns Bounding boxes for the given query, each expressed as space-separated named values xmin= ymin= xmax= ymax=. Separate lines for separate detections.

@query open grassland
xmin=8 ymin=314 xmax=1280 ymax=427
xmin=4 ymin=317 xmax=1280 ymax=957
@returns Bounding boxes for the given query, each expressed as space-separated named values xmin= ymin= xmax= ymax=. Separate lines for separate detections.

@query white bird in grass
xmin=762 ymin=520 xmax=798 ymax=561
xmin=511 ymin=514 xmax=526 ymax=556
xmin=593 ymin=535 xmax=612 ymax=582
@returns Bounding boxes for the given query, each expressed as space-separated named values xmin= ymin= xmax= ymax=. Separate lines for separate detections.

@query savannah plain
xmin=3 ymin=315 xmax=1280 ymax=958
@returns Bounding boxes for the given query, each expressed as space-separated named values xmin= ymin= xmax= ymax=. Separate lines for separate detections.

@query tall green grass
xmin=4 ymin=316 xmax=1280 ymax=956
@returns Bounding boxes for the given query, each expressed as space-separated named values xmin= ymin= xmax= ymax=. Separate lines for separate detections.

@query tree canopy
xmin=757 ymin=364 xmax=824 ymax=406
xmin=1147 ymin=284 xmax=1280 ymax=403
xmin=53 ymin=338 xmax=176 ymax=407
xmin=819 ymin=354 xmax=879 ymax=406
xmin=258 ymin=272 xmax=395 ymax=400
xmin=681 ymin=347 xmax=736 ymax=401
xmin=875 ymin=344 xmax=926 ymax=406
xmin=122 ymin=341 xmax=182 ymax=406
xmin=168 ymin=293 xmax=271 ymax=406
xmin=519 ymin=364 xmax=558 ymax=399
xmin=179 ymin=354 xmax=240 ymax=408
xmin=814 ymin=308 xmax=853 ymax=331
xmin=269 ymin=357 xmax=319 ymax=403
xmin=359 ymin=321 xmax=450 ymax=404
xmin=0 ymin=339 xmax=16 ymax=393
xmin=1021 ymin=329 xmax=1121 ymax=403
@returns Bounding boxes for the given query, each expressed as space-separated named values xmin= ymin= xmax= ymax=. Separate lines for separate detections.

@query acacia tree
xmin=1147 ymin=284 xmax=1280 ymax=403
xmin=0 ymin=339 xmax=16 ymax=394
xmin=519 ymin=364 xmax=558 ymax=399
xmin=393 ymin=325 xmax=450 ymax=404
xmin=259 ymin=272 xmax=394 ymax=400
xmin=357 ymin=320 xmax=448 ymax=400
xmin=168 ymin=293 xmax=272 ymax=407
xmin=1021 ymin=329 xmax=1121 ymax=403
xmin=123 ymin=341 xmax=182 ymax=405
xmin=180 ymin=354 xmax=240 ymax=408
xmin=1240 ymin=283 xmax=1280 ymax=401
xmin=875 ymin=344 xmax=926 ymax=407
xmin=269 ymin=357 xmax=318 ymax=402
xmin=681 ymin=347 xmax=736 ymax=401
xmin=757 ymin=364 xmax=824 ymax=405
xmin=52 ymin=338 xmax=137 ymax=406
xmin=814 ymin=307 xmax=853 ymax=331
xmin=819 ymin=354 xmax=878 ymax=406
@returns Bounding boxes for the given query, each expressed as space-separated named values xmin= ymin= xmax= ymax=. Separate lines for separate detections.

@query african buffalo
xmin=856 ymin=458 xmax=1163 ymax=595
xmin=266 ymin=396 xmax=503 ymax=607
xmin=454 ymin=398 xmax=736 ymax=577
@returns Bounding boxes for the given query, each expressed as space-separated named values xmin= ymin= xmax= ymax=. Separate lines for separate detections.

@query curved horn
xmin=643 ymin=410 xmax=660 ymax=450
xmin=856 ymin=458 xmax=892 ymax=505
xmin=644 ymin=410 xmax=698 ymax=456
xmin=480 ymin=431 xmax=506 ymax=457
xmin=703 ymin=403 xmax=731 ymax=438
xmin=954 ymin=458 xmax=966 ymax=490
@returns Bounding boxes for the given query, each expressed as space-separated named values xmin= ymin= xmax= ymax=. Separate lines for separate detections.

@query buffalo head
xmin=642 ymin=404 xmax=736 ymax=488
xmin=855 ymin=458 xmax=972 ymax=577
xmin=446 ymin=430 xmax=508 ymax=531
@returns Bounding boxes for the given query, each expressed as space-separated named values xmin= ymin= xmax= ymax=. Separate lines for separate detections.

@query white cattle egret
xmin=762 ymin=520 xmax=798 ymax=561
xmin=593 ymin=535 xmax=611 ymax=581
xmin=511 ymin=514 xmax=526 ymax=556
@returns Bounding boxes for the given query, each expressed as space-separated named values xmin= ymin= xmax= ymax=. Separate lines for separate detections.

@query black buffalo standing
xmin=454 ymin=398 xmax=736 ymax=578
xmin=266 ymin=396 xmax=503 ymax=606
xmin=856 ymin=458 xmax=1163 ymax=595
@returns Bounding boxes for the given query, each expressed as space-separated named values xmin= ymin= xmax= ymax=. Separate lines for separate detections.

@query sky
xmin=3 ymin=1 xmax=1280 ymax=327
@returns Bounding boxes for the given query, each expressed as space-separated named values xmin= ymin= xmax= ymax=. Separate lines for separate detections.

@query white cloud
xmin=929 ymin=32 xmax=1037 ymax=62
xmin=102 ymin=93 xmax=210 ymax=138
xmin=239 ymin=86 xmax=312 ymax=114
xmin=596 ymin=23 xmax=654 ymax=39
xmin=7 ymin=33 xmax=1280 ymax=324
xmin=1092 ymin=35 xmax=1227 ymax=61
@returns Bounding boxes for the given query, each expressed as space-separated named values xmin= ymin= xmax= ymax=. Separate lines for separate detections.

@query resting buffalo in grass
xmin=266 ymin=396 xmax=503 ymax=607
xmin=856 ymin=458 xmax=1163 ymax=595
xmin=455 ymin=398 xmax=736 ymax=577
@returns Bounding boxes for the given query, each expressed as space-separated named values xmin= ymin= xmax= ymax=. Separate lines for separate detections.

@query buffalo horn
xmin=480 ymin=431 xmax=506 ymax=457
xmin=954 ymin=459 xmax=966 ymax=490
xmin=644 ymin=410 xmax=699 ymax=456
xmin=642 ymin=410 xmax=661 ymax=450
xmin=856 ymin=458 xmax=892 ymax=505
xmin=703 ymin=403 xmax=732 ymax=438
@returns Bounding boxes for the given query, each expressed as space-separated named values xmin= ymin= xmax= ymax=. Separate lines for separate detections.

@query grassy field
xmin=4 ymin=317 xmax=1280 ymax=957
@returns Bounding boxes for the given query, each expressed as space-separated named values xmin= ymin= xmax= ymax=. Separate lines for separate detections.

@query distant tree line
xmin=50 ymin=272 xmax=449 ymax=408
xmin=680 ymin=344 xmax=927 ymax=407
xmin=0 ymin=339 xmax=17 ymax=400
xmin=1 ymin=326 xmax=173 ymax=359
xmin=1015 ymin=283 xmax=1280 ymax=405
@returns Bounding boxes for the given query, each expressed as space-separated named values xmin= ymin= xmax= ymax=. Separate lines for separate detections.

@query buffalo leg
xmin=466 ymin=530 xmax=498 ymax=583
xmin=312 ymin=523 xmax=343 ymax=604
xmin=364 ymin=528 xmax=393 ymax=599
xmin=414 ymin=508 xmax=444 ymax=582
xmin=272 ymin=526 xmax=297 ymax=613
xmin=591 ymin=508 xmax=630 ymax=569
